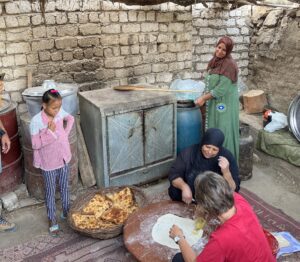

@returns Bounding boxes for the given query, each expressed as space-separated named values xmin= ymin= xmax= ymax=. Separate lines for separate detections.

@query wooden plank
xmin=76 ymin=117 xmax=96 ymax=188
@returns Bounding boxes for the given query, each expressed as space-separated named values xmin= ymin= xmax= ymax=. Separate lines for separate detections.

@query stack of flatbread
xmin=72 ymin=187 xmax=138 ymax=230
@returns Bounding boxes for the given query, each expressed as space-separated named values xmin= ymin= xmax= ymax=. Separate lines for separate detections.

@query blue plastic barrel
xmin=177 ymin=100 xmax=202 ymax=154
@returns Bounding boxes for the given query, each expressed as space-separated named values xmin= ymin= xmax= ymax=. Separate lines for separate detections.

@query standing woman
xmin=195 ymin=36 xmax=239 ymax=161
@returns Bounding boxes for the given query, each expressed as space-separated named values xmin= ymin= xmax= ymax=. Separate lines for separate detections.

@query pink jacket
xmin=30 ymin=108 xmax=74 ymax=171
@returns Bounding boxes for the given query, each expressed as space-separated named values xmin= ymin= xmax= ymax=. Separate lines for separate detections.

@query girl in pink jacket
xmin=30 ymin=89 xmax=74 ymax=237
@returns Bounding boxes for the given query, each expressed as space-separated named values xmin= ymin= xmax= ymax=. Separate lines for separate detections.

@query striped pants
xmin=42 ymin=164 xmax=70 ymax=224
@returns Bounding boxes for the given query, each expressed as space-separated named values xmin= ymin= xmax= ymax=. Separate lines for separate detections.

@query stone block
xmin=157 ymin=13 xmax=173 ymax=23
xmin=146 ymin=11 xmax=155 ymax=21
xmin=119 ymin=12 xmax=128 ymax=22
xmin=73 ymin=49 xmax=84 ymax=59
xmin=199 ymin=27 xmax=214 ymax=36
xmin=122 ymin=24 xmax=140 ymax=33
xmin=84 ymin=48 xmax=94 ymax=59
xmin=101 ymin=35 xmax=119 ymax=46
xmin=45 ymin=14 xmax=56 ymax=25
xmin=18 ymin=103 xmax=28 ymax=114
xmin=177 ymin=51 xmax=192 ymax=61
xmin=79 ymin=23 xmax=101 ymax=35
xmin=14 ymin=184 xmax=29 ymax=199
xmin=15 ymin=54 xmax=27 ymax=65
xmin=110 ymin=12 xmax=119 ymax=22
xmin=17 ymin=15 xmax=30 ymax=27
xmin=39 ymin=51 xmax=51 ymax=61
xmin=159 ymin=24 xmax=168 ymax=32
xmin=33 ymin=26 xmax=47 ymax=38
xmin=134 ymin=64 xmax=151 ymax=75
xmin=176 ymin=32 xmax=191 ymax=42
xmin=158 ymin=52 xmax=176 ymax=62
xmin=169 ymin=42 xmax=191 ymax=53
xmin=89 ymin=12 xmax=100 ymax=22
xmin=227 ymin=28 xmax=240 ymax=35
xmin=93 ymin=47 xmax=103 ymax=57
xmin=193 ymin=18 xmax=208 ymax=27
xmin=99 ymin=13 xmax=110 ymax=23
xmin=0 ymin=42 xmax=5 ymax=54
xmin=83 ymin=60 xmax=102 ymax=71
xmin=74 ymin=72 xmax=96 ymax=83
xmin=156 ymin=72 xmax=173 ymax=83
xmin=157 ymin=33 xmax=174 ymax=43
xmin=46 ymin=27 xmax=57 ymax=37
xmin=57 ymin=25 xmax=78 ymax=37
xmin=78 ymin=13 xmax=89 ymax=23
xmin=200 ymin=54 xmax=213 ymax=62
xmin=68 ymin=13 xmax=78 ymax=24
xmin=78 ymin=36 xmax=99 ymax=47
xmin=27 ymin=53 xmax=39 ymax=64
xmin=104 ymin=47 xmax=113 ymax=57
xmin=152 ymin=63 xmax=168 ymax=73
xmin=119 ymin=34 xmax=129 ymax=45
xmin=61 ymin=61 xmax=83 ymax=72
xmin=175 ymin=13 xmax=192 ymax=22
xmin=168 ymin=23 xmax=184 ymax=33
xmin=5 ymin=2 xmax=20 ymax=14
xmin=263 ymin=10 xmax=283 ymax=27
xmin=7 ymin=27 xmax=32 ymax=41
xmin=131 ymin=45 xmax=140 ymax=54
xmin=137 ymin=11 xmax=146 ymax=22
xmin=13 ymin=67 xmax=27 ymax=78
xmin=128 ymin=11 xmax=137 ymax=22
xmin=96 ymin=69 xmax=115 ymax=80
xmin=5 ymin=79 xmax=27 ymax=92
xmin=55 ymin=37 xmax=77 ymax=49
xmin=31 ymin=14 xmax=43 ymax=25
xmin=102 ymin=24 xmax=121 ymax=34
xmin=32 ymin=39 xmax=55 ymax=51
xmin=102 ymin=1 xmax=120 ymax=10
xmin=2 ymin=55 xmax=15 ymax=67
xmin=38 ymin=63 xmax=60 ymax=74
xmin=63 ymin=51 xmax=73 ymax=61
xmin=0 ymin=192 xmax=19 ymax=211
xmin=104 ymin=56 xmax=125 ymax=68
xmin=0 ymin=17 xmax=5 ymax=29
xmin=141 ymin=23 xmax=159 ymax=33
xmin=241 ymin=27 xmax=250 ymax=35
xmin=51 ymin=52 xmax=63 ymax=61
xmin=115 ymin=68 xmax=133 ymax=78
xmin=214 ymin=29 xmax=227 ymax=36
xmin=121 ymin=46 xmax=130 ymax=55
xmin=158 ymin=43 xmax=167 ymax=53
xmin=5 ymin=16 xmax=18 ymax=28
xmin=125 ymin=55 xmax=142 ymax=67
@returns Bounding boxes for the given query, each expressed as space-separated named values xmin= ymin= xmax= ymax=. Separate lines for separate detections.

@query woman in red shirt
xmin=169 ymin=171 xmax=276 ymax=262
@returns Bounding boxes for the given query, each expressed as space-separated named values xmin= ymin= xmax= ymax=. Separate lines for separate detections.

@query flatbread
xmin=101 ymin=207 xmax=129 ymax=224
xmin=152 ymin=214 xmax=203 ymax=249
xmin=106 ymin=187 xmax=134 ymax=208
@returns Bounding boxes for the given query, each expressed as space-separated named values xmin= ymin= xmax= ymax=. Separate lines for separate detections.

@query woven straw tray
xmin=68 ymin=186 xmax=147 ymax=239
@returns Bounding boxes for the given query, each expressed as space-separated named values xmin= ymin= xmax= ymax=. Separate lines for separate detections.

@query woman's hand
xmin=48 ymin=121 xmax=56 ymax=132
xmin=218 ymin=156 xmax=230 ymax=173
xmin=1 ymin=134 xmax=11 ymax=154
xmin=195 ymin=96 xmax=206 ymax=107
xmin=169 ymin=225 xmax=184 ymax=240
xmin=182 ymin=184 xmax=193 ymax=204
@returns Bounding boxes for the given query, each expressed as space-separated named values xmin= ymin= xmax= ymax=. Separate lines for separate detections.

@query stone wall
xmin=0 ymin=0 xmax=252 ymax=114
xmin=192 ymin=4 xmax=251 ymax=80
xmin=247 ymin=7 xmax=300 ymax=114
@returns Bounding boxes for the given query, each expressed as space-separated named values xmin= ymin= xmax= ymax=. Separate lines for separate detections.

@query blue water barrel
xmin=177 ymin=100 xmax=202 ymax=154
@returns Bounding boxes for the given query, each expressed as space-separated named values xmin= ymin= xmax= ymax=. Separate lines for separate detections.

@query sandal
xmin=49 ymin=224 xmax=60 ymax=237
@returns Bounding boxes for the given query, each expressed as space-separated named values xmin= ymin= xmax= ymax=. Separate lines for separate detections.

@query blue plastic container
xmin=177 ymin=100 xmax=202 ymax=154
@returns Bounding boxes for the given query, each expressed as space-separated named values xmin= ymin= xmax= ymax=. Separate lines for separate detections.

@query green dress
xmin=205 ymin=73 xmax=240 ymax=161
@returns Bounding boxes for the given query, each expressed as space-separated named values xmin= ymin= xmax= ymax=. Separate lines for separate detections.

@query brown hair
xmin=194 ymin=171 xmax=234 ymax=218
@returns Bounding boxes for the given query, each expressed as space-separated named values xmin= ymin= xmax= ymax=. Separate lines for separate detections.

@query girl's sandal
xmin=49 ymin=224 xmax=60 ymax=237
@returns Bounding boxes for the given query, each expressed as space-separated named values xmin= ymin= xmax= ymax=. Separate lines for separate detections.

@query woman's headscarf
xmin=207 ymin=36 xmax=238 ymax=83
xmin=201 ymin=128 xmax=224 ymax=148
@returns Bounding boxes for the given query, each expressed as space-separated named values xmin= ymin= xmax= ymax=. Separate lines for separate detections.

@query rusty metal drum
xmin=20 ymin=112 xmax=78 ymax=200
xmin=0 ymin=102 xmax=23 ymax=194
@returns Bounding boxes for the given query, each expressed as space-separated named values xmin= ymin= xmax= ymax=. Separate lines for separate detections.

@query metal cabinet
xmin=79 ymin=89 xmax=177 ymax=187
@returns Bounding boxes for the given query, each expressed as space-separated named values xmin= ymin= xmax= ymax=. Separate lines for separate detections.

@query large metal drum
xmin=0 ymin=102 xmax=23 ymax=194
xmin=20 ymin=113 xmax=78 ymax=200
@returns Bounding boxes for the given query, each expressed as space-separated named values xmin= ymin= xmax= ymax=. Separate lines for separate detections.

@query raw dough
xmin=151 ymin=213 xmax=203 ymax=249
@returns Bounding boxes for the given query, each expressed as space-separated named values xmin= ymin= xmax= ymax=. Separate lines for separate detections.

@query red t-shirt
xmin=197 ymin=193 xmax=276 ymax=262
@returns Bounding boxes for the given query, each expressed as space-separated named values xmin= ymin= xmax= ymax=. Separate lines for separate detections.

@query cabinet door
xmin=107 ymin=111 xmax=144 ymax=174
xmin=144 ymin=104 xmax=174 ymax=164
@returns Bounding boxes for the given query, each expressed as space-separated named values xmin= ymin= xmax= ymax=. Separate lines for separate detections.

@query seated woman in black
xmin=168 ymin=128 xmax=240 ymax=204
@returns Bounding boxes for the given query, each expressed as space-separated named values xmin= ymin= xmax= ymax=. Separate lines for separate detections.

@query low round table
xmin=123 ymin=200 xmax=195 ymax=262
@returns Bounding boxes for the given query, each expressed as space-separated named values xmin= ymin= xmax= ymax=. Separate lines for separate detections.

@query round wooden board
xmin=123 ymin=200 xmax=195 ymax=262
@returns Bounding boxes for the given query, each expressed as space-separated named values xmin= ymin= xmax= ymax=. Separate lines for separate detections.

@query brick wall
xmin=0 ymin=0 xmax=251 ymax=114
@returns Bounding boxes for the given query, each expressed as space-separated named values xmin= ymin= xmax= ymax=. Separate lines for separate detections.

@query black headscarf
xmin=201 ymin=128 xmax=224 ymax=148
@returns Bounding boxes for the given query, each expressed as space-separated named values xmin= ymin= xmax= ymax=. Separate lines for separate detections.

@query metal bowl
xmin=287 ymin=94 xmax=300 ymax=142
